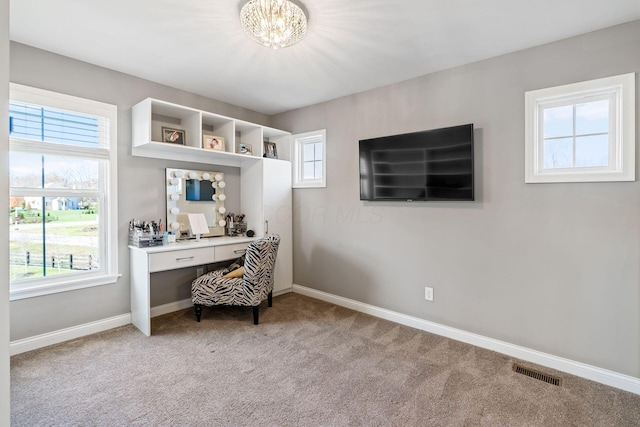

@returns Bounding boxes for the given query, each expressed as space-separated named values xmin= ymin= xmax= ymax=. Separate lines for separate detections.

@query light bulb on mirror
xmin=215 ymin=174 xmax=223 ymax=181
xmin=171 ymin=222 xmax=180 ymax=230
xmin=218 ymin=207 xmax=226 ymax=214
xmin=188 ymin=171 xmax=198 ymax=179
xmin=211 ymin=181 xmax=217 ymax=188
xmin=173 ymin=170 xmax=184 ymax=178
xmin=202 ymin=173 xmax=211 ymax=180
xmin=170 ymin=194 xmax=180 ymax=201
xmin=218 ymin=194 xmax=226 ymax=201
xmin=211 ymin=195 xmax=217 ymax=201
xmin=218 ymin=181 xmax=226 ymax=188
xmin=218 ymin=220 xmax=226 ymax=227
xmin=170 ymin=207 xmax=180 ymax=215
xmin=170 ymin=178 xmax=180 ymax=185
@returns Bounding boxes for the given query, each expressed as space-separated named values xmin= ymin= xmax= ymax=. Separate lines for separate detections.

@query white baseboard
xmin=274 ymin=287 xmax=292 ymax=297
xmin=10 ymin=313 xmax=131 ymax=356
xmin=149 ymin=288 xmax=291 ymax=318
xmin=10 ymin=289 xmax=294 ymax=356
xmin=292 ymin=284 xmax=640 ymax=396
xmin=150 ymin=298 xmax=193 ymax=318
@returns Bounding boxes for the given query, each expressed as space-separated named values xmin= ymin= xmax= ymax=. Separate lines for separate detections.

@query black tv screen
xmin=359 ymin=124 xmax=474 ymax=201
xmin=185 ymin=179 xmax=215 ymax=202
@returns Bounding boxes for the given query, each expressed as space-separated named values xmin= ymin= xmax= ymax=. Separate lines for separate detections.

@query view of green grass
xmin=13 ymin=209 xmax=97 ymax=223
xmin=9 ymin=208 xmax=99 ymax=281
xmin=14 ymin=224 xmax=97 ymax=236
xmin=10 ymin=265 xmax=75 ymax=280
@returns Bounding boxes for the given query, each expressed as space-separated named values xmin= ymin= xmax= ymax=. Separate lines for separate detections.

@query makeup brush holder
xmin=226 ymin=221 xmax=247 ymax=237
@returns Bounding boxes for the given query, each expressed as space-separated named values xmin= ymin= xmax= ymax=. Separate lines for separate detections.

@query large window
xmin=9 ymin=84 xmax=118 ymax=300
xmin=292 ymin=129 xmax=326 ymax=188
xmin=524 ymin=73 xmax=635 ymax=183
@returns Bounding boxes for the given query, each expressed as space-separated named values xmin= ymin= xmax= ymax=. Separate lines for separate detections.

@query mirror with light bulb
xmin=166 ymin=168 xmax=228 ymax=240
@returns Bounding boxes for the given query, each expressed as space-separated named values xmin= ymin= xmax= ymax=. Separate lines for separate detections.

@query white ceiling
xmin=9 ymin=0 xmax=640 ymax=115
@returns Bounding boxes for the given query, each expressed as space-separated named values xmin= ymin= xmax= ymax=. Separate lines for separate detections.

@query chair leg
xmin=194 ymin=304 xmax=202 ymax=322
xmin=268 ymin=291 xmax=273 ymax=307
xmin=252 ymin=306 xmax=259 ymax=325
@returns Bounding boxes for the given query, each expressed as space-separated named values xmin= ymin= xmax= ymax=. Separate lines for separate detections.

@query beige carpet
xmin=11 ymin=292 xmax=640 ymax=426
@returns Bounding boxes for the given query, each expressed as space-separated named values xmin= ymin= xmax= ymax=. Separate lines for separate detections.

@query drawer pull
xmin=233 ymin=249 xmax=246 ymax=254
xmin=175 ymin=256 xmax=195 ymax=262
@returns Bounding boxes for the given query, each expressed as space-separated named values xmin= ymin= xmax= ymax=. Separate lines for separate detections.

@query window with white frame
xmin=292 ymin=129 xmax=326 ymax=188
xmin=9 ymin=84 xmax=118 ymax=300
xmin=524 ymin=73 xmax=635 ymax=183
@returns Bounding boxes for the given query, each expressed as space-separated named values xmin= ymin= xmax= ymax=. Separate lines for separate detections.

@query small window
xmin=292 ymin=129 xmax=326 ymax=188
xmin=9 ymin=84 xmax=119 ymax=300
xmin=525 ymin=73 xmax=635 ymax=183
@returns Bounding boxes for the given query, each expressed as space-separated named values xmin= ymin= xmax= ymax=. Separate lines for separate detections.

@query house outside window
xmin=9 ymin=84 xmax=118 ymax=300
xmin=292 ymin=129 xmax=326 ymax=188
xmin=524 ymin=73 xmax=635 ymax=183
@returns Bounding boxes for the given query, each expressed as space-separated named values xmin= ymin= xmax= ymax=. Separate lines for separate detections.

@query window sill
xmin=10 ymin=273 xmax=121 ymax=301
xmin=293 ymin=181 xmax=326 ymax=189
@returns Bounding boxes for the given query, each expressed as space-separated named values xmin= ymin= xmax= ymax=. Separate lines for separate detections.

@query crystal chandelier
xmin=240 ymin=0 xmax=307 ymax=49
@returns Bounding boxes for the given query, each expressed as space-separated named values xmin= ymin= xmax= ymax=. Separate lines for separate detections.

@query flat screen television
xmin=185 ymin=179 xmax=215 ymax=202
xmin=359 ymin=124 xmax=474 ymax=201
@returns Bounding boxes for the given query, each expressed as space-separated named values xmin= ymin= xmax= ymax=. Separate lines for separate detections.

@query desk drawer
xmin=215 ymin=242 xmax=250 ymax=261
xmin=149 ymin=247 xmax=215 ymax=273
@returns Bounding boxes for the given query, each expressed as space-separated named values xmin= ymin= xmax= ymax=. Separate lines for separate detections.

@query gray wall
xmin=9 ymin=42 xmax=271 ymax=340
xmin=1 ymin=0 xmax=11 ymax=422
xmin=7 ymin=20 xmax=640 ymax=380
xmin=272 ymin=20 xmax=640 ymax=377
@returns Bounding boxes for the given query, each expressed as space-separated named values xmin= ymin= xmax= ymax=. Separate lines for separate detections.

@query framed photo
xmin=161 ymin=127 xmax=185 ymax=145
xmin=239 ymin=143 xmax=253 ymax=155
xmin=263 ymin=141 xmax=278 ymax=159
xmin=203 ymin=135 xmax=225 ymax=151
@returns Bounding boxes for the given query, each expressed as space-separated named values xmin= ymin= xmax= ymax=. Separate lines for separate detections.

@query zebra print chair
xmin=191 ymin=234 xmax=280 ymax=325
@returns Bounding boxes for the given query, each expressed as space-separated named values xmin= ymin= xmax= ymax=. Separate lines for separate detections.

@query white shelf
xmin=129 ymin=97 xmax=293 ymax=299
xmin=131 ymin=141 xmax=261 ymax=168
xmin=132 ymin=97 xmax=292 ymax=164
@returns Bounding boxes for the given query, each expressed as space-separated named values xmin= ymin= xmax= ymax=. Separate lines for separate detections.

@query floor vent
xmin=512 ymin=363 xmax=563 ymax=387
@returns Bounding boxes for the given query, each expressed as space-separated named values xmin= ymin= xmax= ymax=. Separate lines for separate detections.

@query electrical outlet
xmin=424 ymin=286 xmax=434 ymax=302
xmin=196 ymin=267 xmax=204 ymax=278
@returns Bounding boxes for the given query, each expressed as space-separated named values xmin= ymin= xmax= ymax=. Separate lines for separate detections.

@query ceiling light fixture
xmin=240 ymin=0 xmax=307 ymax=49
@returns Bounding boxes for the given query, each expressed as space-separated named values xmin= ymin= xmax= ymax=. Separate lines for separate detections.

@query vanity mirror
xmin=166 ymin=168 xmax=227 ymax=240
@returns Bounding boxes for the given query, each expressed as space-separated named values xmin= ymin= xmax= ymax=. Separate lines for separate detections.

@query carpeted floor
xmin=10 ymin=292 xmax=640 ymax=426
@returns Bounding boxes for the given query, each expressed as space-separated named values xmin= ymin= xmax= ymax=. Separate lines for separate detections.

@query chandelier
xmin=240 ymin=0 xmax=307 ymax=49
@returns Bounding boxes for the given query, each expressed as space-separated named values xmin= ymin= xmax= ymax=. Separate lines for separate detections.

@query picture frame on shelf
xmin=161 ymin=127 xmax=185 ymax=145
xmin=263 ymin=141 xmax=278 ymax=159
xmin=239 ymin=143 xmax=253 ymax=155
xmin=203 ymin=135 xmax=225 ymax=151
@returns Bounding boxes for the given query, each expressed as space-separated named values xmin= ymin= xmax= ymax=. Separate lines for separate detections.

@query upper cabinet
xmin=131 ymin=98 xmax=291 ymax=167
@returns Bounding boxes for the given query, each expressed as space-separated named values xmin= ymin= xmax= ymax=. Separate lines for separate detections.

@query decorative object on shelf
xmin=161 ymin=127 xmax=185 ymax=145
xmin=203 ymin=135 xmax=225 ymax=151
xmin=246 ymin=229 xmax=255 ymax=237
xmin=239 ymin=143 xmax=252 ymax=155
xmin=263 ymin=141 xmax=278 ymax=159
xmin=240 ymin=0 xmax=307 ymax=49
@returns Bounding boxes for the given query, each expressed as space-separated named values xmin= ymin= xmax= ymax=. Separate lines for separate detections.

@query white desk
xmin=129 ymin=236 xmax=255 ymax=336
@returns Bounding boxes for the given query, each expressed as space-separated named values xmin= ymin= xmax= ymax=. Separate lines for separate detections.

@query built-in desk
xmin=129 ymin=236 xmax=255 ymax=336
